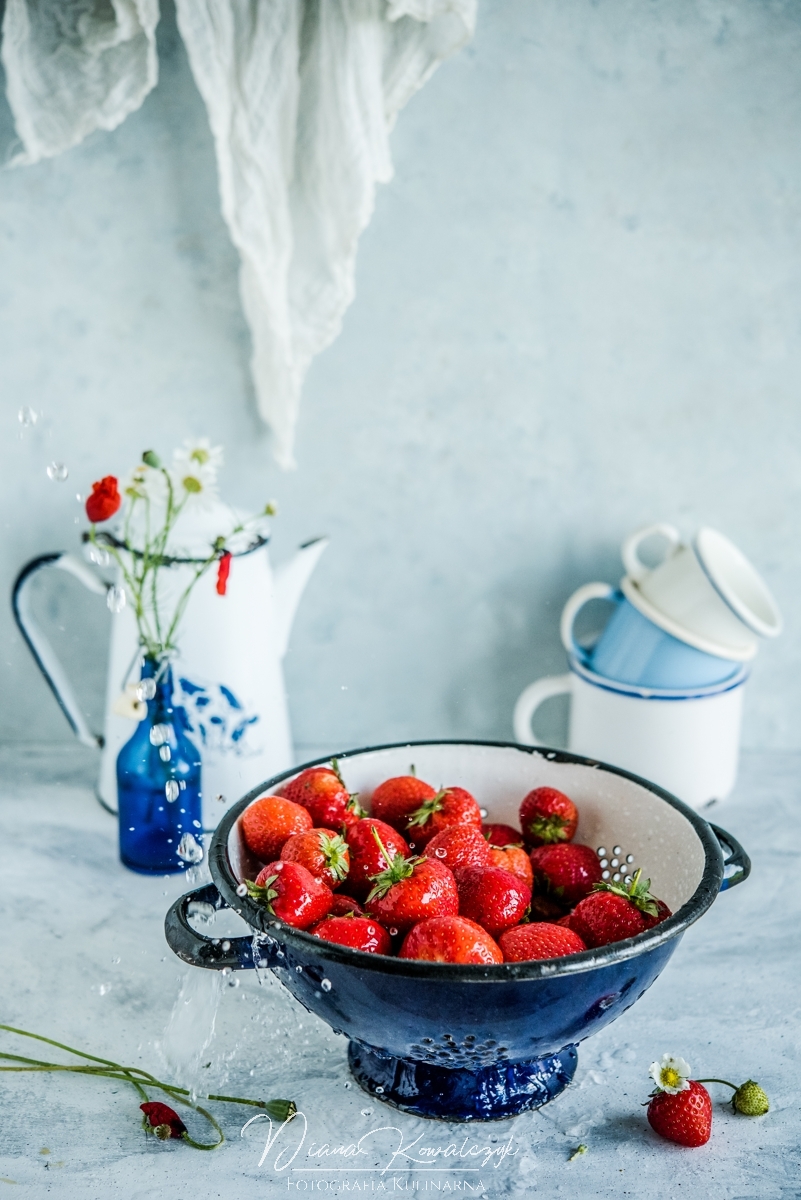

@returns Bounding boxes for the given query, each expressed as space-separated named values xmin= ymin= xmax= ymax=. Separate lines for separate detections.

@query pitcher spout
xmin=273 ymin=537 xmax=328 ymax=658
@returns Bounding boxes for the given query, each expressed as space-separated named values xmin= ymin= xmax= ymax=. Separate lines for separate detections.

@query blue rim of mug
xmin=567 ymin=653 xmax=749 ymax=700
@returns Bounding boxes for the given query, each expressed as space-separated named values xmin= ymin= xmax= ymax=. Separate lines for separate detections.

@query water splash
xmin=159 ymin=969 xmax=224 ymax=1098
xmin=47 ymin=461 xmax=68 ymax=482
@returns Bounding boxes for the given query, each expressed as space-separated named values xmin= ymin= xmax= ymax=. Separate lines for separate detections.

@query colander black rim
xmin=209 ymin=739 xmax=725 ymax=982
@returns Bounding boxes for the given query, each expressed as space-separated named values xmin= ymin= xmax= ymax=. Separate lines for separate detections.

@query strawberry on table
xmin=240 ymin=795 xmax=313 ymax=862
xmin=488 ymin=843 xmax=533 ymax=887
xmin=499 ymin=922 xmax=586 ymax=962
xmin=482 ymin=822 xmax=523 ymax=847
xmin=345 ymin=818 xmax=410 ymax=899
xmin=312 ymin=915 xmax=391 ymax=954
xmin=364 ymin=832 xmax=459 ymax=934
xmin=455 ymin=866 xmax=531 ymax=938
xmin=246 ymin=861 xmax=333 ymax=929
xmin=280 ymin=828 xmax=350 ymax=889
xmin=567 ymin=869 xmax=672 ymax=948
xmin=399 ymin=915 xmax=503 ymax=964
xmin=646 ymin=1058 xmax=711 ymax=1147
xmin=425 ymin=826 xmax=492 ymax=874
xmin=280 ymin=761 xmax=364 ymax=830
xmin=529 ymin=842 xmax=602 ymax=905
xmin=369 ymin=775 xmax=438 ymax=830
xmin=519 ymin=787 xmax=578 ymax=847
xmin=405 ymin=786 xmax=482 ymax=849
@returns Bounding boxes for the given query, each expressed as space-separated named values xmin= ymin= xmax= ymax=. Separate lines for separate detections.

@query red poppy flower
xmin=216 ymin=551 xmax=232 ymax=596
xmin=141 ymin=1101 xmax=187 ymax=1140
xmin=85 ymin=476 xmax=121 ymax=523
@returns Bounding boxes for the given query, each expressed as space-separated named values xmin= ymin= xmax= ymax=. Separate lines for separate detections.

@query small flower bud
xmin=264 ymin=1099 xmax=297 ymax=1123
xmin=733 ymin=1080 xmax=769 ymax=1116
xmin=142 ymin=450 xmax=161 ymax=468
xmin=154 ymin=1123 xmax=172 ymax=1140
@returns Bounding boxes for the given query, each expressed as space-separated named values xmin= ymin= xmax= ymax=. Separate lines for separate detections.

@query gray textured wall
xmin=1 ymin=1 xmax=799 ymax=760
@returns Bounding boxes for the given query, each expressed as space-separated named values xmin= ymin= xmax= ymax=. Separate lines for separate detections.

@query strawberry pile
xmin=239 ymin=767 xmax=672 ymax=965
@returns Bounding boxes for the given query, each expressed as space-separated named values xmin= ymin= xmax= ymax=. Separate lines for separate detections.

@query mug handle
xmin=621 ymin=523 xmax=681 ymax=584
xmin=709 ymin=823 xmax=751 ymax=891
xmin=513 ymin=674 xmax=572 ymax=746
xmin=559 ymin=582 xmax=617 ymax=658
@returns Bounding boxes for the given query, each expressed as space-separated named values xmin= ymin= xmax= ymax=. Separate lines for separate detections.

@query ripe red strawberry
xmin=369 ymin=775 xmax=437 ymax=830
xmin=567 ymin=871 xmax=672 ymax=948
xmin=280 ymin=762 xmax=364 ymax=830
xmin=520 ymin=787 xmax=578 ymax=847
xmin=311 ymin=915 xmax=391 ymax=954
xmin=240 ymin=795 xmax=313 ymax=861
xmin=280 ymin=828 xmax=350 ymax=889
xmin=456 ymin=866 xmax=532 ymax=938
xmin=488 ymin=844 xmax=533 ymax=887
xmin=647 ymin=1081 xmax=712 ymax=1147
xmin=498 ymin=922 xmax=586 ymax=962
xmin=405 ymin=786 xmax=482 ymax=849
xmin=246 ymin=860 xmax=333 ymax=929
xmin=328 ymin=893 xmax=365 ymax=917
xmin=364 ymin=834 xmax=459 ymax=933
xmin=482 ymin=822 xmax=523 ymax=847
xmin=399 ymin=915 xmax=503 ymax=964
xmin=345 ymin=818 xmax=410 ymax=899
xmin=529 ymin=842 xmax=602 ymax=905
xmin=425 ymin=826 xmax=492 ymax=874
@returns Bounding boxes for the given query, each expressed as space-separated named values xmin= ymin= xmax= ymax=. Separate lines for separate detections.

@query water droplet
xmin=601 ymin=869 xmax=610 ymax=880
xmin=597 ymin=847 xmax=606 ymax=857
xmin=434 ymin=848 xmax=446 ymax=858
xmin=361 ymin=1108 xmax=373 ymax=1117
xmin=47 ymin=461 xmax=68 ymax=482
xmin=106 ymin=584 xmax=126 ymax=613
xmin=165 ymin=780 xmax=180 ymax=802
xmin=626 ymin=854 xmax=634 ymax=864
xmin=236 ymin=883 xmax=248 ymax=897
xmin=150 ymin=724 xmax=170 ymax=746
xmin=187 ymin=901 xmax=215 ymax=924
xmin=613 ymin=846 xmax=622 ymax=856
xmin=389 ymin=927 xmax=398 ymax=937
xmin=376 ymin=1086 xmax=384 ymax=1094
xmin=111 ymin=956 xmax=121 ymax=964
xmin=321 ymin=978 xmax=332 ymax=992
xmin=159 ymin=744 xmax=171 ymax=762
xmin=215 ymin=793 xmax=226 ymax=804
xmin=193 ymin=819 xmax=202 ymax=829
xmin=343 ymin=1081 xmax=351 ymax=1089
xmin=177 ymin=832 xmax=203 ymax=863
xmin=221 ymin=967 xmax=232 ymax=977
xmin=479 ymin=807 xmax=488 ymax=818
xmin=295 ymin=965 xmax=303 ymax=972
xmin=18 ymin=406 xmax=38 ymax=427
xmin=228 ymin=977 xmax=240 ymax=988
xmin=87 ymin=544 xmax=110 ymax=567
xmin=221 ymin=940 xmax=231 ymax=952
xmin=137 ymin=679 xmax=157 ymax=701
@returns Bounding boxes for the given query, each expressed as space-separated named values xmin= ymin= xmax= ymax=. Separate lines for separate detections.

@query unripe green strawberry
xmin=733 ymin=1081 xmax=769 ymax=1116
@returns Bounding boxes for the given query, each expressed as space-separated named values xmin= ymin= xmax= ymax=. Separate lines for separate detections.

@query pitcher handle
xmin=621 ymin=523 xmax=681 ymax=584
xmin=559 ymin=582 xmax=617 ymax=659
xmin=12 ymin=553 xmax=109 ymax=749
xmin=513 ymin=674 xmax=572 ymax=746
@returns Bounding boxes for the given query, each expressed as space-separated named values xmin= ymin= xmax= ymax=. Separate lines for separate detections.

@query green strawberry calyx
xmin=245 ymin=874 xmax=279 ymax=913
xmin=406 ymin=788 xmax=448 ymax=829
xmin=318 ymin=832 xmax=350 ymax=882
xmin=365 ymin=827 xmax=423 ymax=903
xmin=591 ymin=868 xmax=659 ymax=918
xmin=525 ymin=813 xmax=570 ymax=843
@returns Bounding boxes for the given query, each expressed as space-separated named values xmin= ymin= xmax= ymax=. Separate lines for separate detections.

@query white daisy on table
xmin=649 ymin=1054 xmax=692 ymax=1094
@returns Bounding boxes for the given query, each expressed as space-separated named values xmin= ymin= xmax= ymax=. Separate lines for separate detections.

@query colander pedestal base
xmin=347 ymin=1040 xmax=578 ymax=1122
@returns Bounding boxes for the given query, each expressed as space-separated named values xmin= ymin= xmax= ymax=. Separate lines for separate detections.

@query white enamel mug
xmin=513 ymin=658 xmax=748 ymax=809
xmin=621 ymin=524 xmax=782 ymax=660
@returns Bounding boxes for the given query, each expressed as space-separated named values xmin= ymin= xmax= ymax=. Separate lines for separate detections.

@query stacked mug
xmin=513 ymin=524 xmax=782 ymax=808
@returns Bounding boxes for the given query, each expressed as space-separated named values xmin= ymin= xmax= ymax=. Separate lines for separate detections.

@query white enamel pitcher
xmin=13 ymin=531 xmax=327 ymax=829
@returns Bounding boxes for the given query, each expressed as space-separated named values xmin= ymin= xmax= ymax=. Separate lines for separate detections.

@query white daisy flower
xmin=170 ymin=438 xmax=223 ymax=507
xmin=649 ymin=1054 xmax=692 ymax=1094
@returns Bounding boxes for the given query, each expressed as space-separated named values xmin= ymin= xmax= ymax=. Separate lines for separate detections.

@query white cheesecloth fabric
xmin=1 ymin=0 xmax=476 ymax=466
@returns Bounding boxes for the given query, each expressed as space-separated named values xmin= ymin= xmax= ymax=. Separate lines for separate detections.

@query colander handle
xmin=710 ymin=824 xmax=751 ymax=891
xmin=164 ymin=883 xmax=269 ymax=971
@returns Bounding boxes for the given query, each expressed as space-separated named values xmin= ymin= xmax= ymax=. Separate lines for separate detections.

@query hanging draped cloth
xmin=1 ymin=0 xmax=476 ymax=466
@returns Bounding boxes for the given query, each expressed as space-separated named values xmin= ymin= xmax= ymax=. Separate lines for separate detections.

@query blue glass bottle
xmin=117 ymin=656 xmax=202 ymax=874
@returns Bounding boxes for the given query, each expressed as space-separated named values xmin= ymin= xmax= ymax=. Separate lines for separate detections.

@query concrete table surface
xmin=0 ymin=746 xmax=798 ymax=1199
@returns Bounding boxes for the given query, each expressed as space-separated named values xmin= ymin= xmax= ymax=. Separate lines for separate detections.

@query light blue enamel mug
xmin=560 ymin=583 xmax=740 ymax=690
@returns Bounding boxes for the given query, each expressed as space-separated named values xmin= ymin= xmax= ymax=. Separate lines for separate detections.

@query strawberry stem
xmin=365 ymin=827 xmax=421 ymax=903
xmin=406 ymin=788 xmax=447 ymax=829
xmin=590 ymin=867 xmax=658 ymax=918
